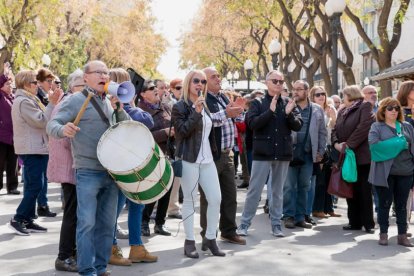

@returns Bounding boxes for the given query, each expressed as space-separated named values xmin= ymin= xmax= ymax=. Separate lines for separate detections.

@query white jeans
xmin=181 ymin=161 xmax=221 ymax=240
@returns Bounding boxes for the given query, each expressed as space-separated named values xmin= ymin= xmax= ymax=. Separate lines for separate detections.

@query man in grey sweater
xmin=47 ymin=60 xmax=129 ymax=276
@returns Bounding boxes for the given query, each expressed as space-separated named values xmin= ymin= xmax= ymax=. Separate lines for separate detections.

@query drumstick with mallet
xmin=73 ymin=92 xmax=93 ymax=126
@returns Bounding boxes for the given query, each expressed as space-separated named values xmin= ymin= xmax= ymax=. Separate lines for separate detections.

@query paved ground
xmin=0 ymin=176 xmax=413 ymax=276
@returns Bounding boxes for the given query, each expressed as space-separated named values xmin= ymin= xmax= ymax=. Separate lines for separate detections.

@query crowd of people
xmin=1 ymin=60 xmax=414 ymax=276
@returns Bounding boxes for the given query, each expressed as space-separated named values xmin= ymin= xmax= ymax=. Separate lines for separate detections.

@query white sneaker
xmin=236 ymin=224 xmax=248 ymax=236
xmin=272 ymin=225 xmax=285 ymax=237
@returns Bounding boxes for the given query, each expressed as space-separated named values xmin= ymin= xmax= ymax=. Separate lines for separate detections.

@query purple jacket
xmin=0 ymin=89 xmax=14 ymax=145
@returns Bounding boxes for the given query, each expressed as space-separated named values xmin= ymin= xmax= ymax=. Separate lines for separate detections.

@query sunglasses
xmin=30 ymin=81 xmax=38 ymax=85
xmin=175 ymin=86 xmax=182 ymax=90
xmin=315 ymin=92 xmax=326 ymax=97
xmin=55 ymin=81 xmax=61 ymax=84
xmin=386 ymin=105 xmax=400 ymax=112
xmin=147 ymin=86 xmax=156 ymax=91
xmin=192 ymin=78 xmax=207 ymax=85
xmin=270 ymin=79 xmax=284 ymax=85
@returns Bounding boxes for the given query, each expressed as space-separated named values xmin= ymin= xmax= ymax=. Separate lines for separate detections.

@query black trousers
xmin=58 ymin=183 xmax=77 ymax=260
xmin=346 ymin=164 xmax=375 ymax=229
xmin=375 ymin=174 xmax=413 ymax=235
xmin=0 ymin=142 xmax=18 ymax=192
xmin=200 ymin=151 xmax=238 ymax=237
xmin=142 ymin=185 xmax=172 ymax=226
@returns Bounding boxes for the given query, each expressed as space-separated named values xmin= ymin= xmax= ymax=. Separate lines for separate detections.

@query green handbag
xmin=342 ymin=148 xmax=357 ymax=183
xmin=370 ymin=121 xmax=408 ymax=162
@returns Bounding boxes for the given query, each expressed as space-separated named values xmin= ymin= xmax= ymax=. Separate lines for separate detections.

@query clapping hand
xmin=285 ymin=98 xmax=296 ymax=115
xmin=48 ymin=88 xmax=64 ymax=105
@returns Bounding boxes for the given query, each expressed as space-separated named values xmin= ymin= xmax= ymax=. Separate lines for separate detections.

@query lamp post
xmin=244 ymin=59 xmax=254 ymax=94
xmin=41 ymin=54 xmax=51 ymax=68
xmin=226 ymin=71 xmax=239 ymax=87
xmin=326 ymin=0 xmax=346 ymax=95
xmin=364 ymin=77 xmax=370 ymax=86
xmin=269 ymin=39 xmax=281 ymax=70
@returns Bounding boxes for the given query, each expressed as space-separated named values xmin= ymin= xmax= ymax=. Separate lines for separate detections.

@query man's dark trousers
xmin=200 ymin=150 xmax=237 ymax=237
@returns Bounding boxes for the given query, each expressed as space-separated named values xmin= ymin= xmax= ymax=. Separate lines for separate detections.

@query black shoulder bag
xmin=290 ymin=104 xmax=312 ymax=167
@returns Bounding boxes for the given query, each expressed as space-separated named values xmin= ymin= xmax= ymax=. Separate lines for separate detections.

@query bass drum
xmin=97 ymin=120 xmax=173 ymax=204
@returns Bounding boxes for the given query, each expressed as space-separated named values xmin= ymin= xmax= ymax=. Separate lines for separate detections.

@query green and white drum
xmin=97 ymin=120 xmax=173 ymax=204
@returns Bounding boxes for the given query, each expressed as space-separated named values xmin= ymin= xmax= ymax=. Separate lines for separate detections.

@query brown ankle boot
xmin=201 ymin=237 xmax=225 ymax=256
xmin=378 ymin=233 xmax=388 ymax=246
xmin=109 ymin=245 xmax=132 ymax=266
xmin=397 ymin=234 xmax=414 ymax=247
xmin=129 ymin=245 xmax=158 ymax=263
xmin=184 ymin=239 xmax=199 ymax=258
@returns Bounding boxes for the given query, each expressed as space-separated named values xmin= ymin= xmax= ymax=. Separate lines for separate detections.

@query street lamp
xmin=244 ymin=59 xmax=254 ymax=94
xmin=269 ymin=39 xmax=281 ymax=70
xmin=326 ymin=0 xmax=346 ymax=95
xmin=41 ymin=54 xmax=51 ymax=68
xmin=226 ymin=71 xmax=239 ymax=87
xmin=364 ymin=77 xmax=370 ymax=86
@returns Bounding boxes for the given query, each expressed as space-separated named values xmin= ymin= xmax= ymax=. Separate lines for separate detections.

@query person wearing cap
xmin=0 ymin=62 xmax=20 ymax=195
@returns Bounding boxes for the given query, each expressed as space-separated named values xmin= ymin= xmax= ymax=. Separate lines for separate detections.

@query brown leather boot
xmin=378 ymin=233 xmax=388 ymax=246
xmin=397 ymin=234 xmax=414 ymax=247
xmin=129 ymin=245 xmax=158 ymax=263
xmin=109 ymin=245 xmax=132 ymax=266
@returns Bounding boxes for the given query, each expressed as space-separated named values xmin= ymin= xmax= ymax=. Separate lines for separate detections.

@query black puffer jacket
xmin=246 ymin=93 xmax=303 ymax=161
xmin=171 ymin=99 xmax=217 ymax=162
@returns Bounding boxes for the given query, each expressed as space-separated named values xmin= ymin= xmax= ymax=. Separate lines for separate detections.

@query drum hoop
xmin=109 ymin=144 xmax=161 ymax=183
xmin=122 ymin=159 xmax=172 ymax=201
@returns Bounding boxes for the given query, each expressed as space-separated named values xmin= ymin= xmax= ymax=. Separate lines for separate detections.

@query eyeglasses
xmin=147 ymin=86 xmax=156 ymax=91
xmin=192 ymin=78 xmax=207 ymax=85
xmin=270 ymin=79 xmax=284 ymax=85
xmin=364 ymin=91 xmax=377 ymax=95
xmin=46 ymin=79 xmax=54 ymax=83
xmin=175 ymin=86 xmax=182 ymax=90
xmin=86 ymin=70 xmax=109 ymax=76
xmin=292 ymin=88 xmax=306 ymax=92
xmin=314 ymin=92 xmax=326 ymax=97
xmin=30 ymin=81 xmax=38 ymax=85
xmin=55 ymin=81 xmax=61 ymax=85
xmin=386 ymin=105 xmax=400 ymax=112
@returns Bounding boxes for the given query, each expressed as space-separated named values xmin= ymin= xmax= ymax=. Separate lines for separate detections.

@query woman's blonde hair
xmin=376 ymin=97 xmax=404 ymax=122
xmin=182 ymin=69 xmax=207 ymax=104
xmin=109 ymin=68 xmax=131 ymax=83
xmin=15 ymin=70 xmax=36 ymax=89
xmin=342 ymin=85 xmax=364 ymax=102
xmin=309 ymin=86 xmax=328 ymax=110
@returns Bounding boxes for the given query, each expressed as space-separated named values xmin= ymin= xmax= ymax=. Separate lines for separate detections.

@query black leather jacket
xmin=171 ymin=99 xmax=217 ymax=163
xmin=246 ymin=93 xmax=303 ymax=161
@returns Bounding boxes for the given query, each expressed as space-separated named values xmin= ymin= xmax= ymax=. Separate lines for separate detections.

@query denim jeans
xmin=76 ymin=169 xmax=119 ymax=276
xmin=15 ymin=155 xmax=48 ymax=222
xmin=375 ymin=174 xmax=413 ymax=234
xmin=283 ymin=153 xmax=313 ymax=222
xmin=240 ymin=160 xmax=289 ymax=228
xmin=113 ymin=190 xmax=144 ymax=246
xmin=36 ymin=174 xmax=48 ymax=207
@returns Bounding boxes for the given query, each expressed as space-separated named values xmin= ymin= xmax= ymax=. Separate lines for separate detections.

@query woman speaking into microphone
xmin=171 ymin=69 xmax=224 ymax=258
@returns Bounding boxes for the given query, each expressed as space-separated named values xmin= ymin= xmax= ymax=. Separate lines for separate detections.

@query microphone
xmin=197 ymin=89 xmax=202 ymax=97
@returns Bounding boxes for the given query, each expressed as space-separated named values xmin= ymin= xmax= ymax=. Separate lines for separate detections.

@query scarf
xmin=341 ymin=98 xmax=363 ymax=118
xmin=23 ymin=90 xmax=46 ymax=111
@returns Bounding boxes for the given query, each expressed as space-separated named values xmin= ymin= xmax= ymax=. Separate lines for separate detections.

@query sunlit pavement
xmin=0 ymin=176 xmax=413 ymax=276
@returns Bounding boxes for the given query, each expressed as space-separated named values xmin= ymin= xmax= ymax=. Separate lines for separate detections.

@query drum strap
xmin=82 ymin=90 xmax=110 ymax=127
